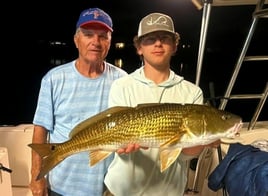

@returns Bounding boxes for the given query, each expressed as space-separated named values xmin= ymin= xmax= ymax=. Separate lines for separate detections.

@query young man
xmin=104 ymin=12 xmax=219 ymax=196
xmin=29 ymin=8 xmax=127 ymax=196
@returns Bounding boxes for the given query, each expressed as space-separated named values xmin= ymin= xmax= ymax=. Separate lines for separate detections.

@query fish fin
xmin=28 ymin=143 xmax=54 ymax=157
xmin=89 ymin=150 xmax=113 ymax=166
xmin=159 ymin=148 xmax=182 ymax=172
xmin=136 ymin=103 xmax=163 ymax=108
xmin=158 ymin=132 xmax=185 ymax=172
xmin=69 ymin=106 xmax=131 ymax=138
xmin=136 ymin=103 xmax=183 ymax=109
xmin=28 ymin=143 xmax=64 ymax=180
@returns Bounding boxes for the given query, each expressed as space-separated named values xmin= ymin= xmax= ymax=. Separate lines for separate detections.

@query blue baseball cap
xmin=76 ymin=8 xmax=113 ymax=32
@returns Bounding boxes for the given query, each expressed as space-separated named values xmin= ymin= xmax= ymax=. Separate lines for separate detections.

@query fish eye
xmin=221 ymin=115 xmax=230 ymax=120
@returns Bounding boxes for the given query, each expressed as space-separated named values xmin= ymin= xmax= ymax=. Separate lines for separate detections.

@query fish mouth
xmin=227 ymin=120 xmax=243 ymax=138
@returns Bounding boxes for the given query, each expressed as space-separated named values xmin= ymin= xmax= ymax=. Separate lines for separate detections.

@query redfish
xmin=28 ymin=103 xmax=242 ymax=180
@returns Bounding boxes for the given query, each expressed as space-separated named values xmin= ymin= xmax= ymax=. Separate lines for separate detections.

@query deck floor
xmin=7 ymin=121 xmax=268 ymax=196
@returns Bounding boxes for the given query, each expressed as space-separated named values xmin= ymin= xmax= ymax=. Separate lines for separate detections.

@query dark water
xmin=1 ymin=1 xmax=267 ymax=125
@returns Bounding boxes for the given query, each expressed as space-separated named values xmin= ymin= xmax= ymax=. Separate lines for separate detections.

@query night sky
xmin=1 ymin=0 xmax=267 ymax=125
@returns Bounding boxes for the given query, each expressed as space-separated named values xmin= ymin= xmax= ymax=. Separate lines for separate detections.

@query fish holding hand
xmin=28 ymin=103 xmax=242 ymax=180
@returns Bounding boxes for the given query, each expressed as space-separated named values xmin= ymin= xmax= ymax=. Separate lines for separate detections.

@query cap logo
xmin=82 ymin=10 xmax=102 ymax=19
xmin=93 ymin=10 xmax=100 ymax=19
xmin=146 ymin=16 xmax=169 ymax=27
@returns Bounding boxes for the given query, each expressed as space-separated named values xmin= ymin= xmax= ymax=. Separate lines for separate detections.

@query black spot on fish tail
xmin=28 ymin=143 xmax=56 ymax=158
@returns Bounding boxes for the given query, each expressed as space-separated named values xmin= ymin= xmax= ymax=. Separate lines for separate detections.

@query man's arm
xmin=117 ymin=140 xmax=220 ymax=155
xmin=29 ymin=125 xmax=48 ymax=196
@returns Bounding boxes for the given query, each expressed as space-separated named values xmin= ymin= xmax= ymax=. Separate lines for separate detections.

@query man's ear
xmin=137 ymin=48 xmax=143 ymax=56
xmin=173 ymin=45 xmax=178 ymax=54
xmin=74 ymin=34 xmax=78 ymax=49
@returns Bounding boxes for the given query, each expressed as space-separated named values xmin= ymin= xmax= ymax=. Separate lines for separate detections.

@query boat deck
xmin=0 ymin=121 xmax=267 ymax=196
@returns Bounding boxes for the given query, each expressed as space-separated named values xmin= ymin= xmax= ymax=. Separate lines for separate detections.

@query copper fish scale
xmin=61 ymin=104 xmax=186 ymax=152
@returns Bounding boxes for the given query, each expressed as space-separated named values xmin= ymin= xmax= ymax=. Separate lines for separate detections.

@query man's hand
xmin=182 ymin=140 xmax=221 ymax=156
xmin=117 ymin=144 xmax=149 ymax=154
xmin=29 ymin=177 xmax=47 ymax=196
xmin=206 ymin=139 xmax=221 ymax=148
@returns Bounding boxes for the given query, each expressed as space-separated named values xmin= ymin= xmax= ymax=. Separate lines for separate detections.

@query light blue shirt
xmin=33 ymin=60 xmax=127 ymax=196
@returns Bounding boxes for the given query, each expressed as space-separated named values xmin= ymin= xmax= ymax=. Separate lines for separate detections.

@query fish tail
xmin=28 ymin=143 xmax=64 ymax=180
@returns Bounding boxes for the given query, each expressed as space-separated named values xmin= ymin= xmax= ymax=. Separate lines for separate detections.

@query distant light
xmin=115 ymin=58 xmax=123 ymax=68
xmin=49 ymin=41 xmax=67 ymax=46
xmin=115 ymin=42 xmax=125 ymax=49
xmin=50 ymin=58 xmax=66 ymax=65
xmin=182 ymin=44 xmax=191 ymax=48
